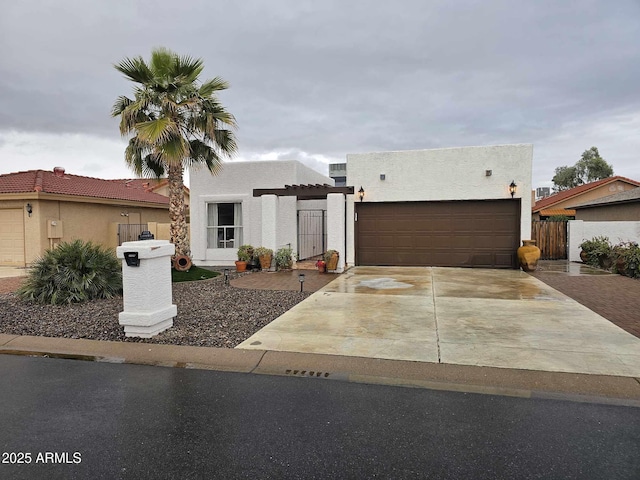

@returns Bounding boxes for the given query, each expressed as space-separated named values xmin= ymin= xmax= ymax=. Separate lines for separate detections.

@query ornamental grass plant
xmin=18 ymin=240 xmax=122 ymax=305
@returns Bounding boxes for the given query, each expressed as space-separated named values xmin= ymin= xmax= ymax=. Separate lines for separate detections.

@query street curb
xmin=1 ymin=334 xmax=639 ymax=406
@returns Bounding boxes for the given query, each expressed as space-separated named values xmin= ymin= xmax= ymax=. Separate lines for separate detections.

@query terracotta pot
xmin=598 ymin=256 xmax=613 ymax=270
xmin=580 ymin=250 xmax=588 ymax=263
xmin=517 ymin=240 xmax=541 ymax=272
xmin=316 ymin=261 xmax=326 ymax=273
xmin=173 ymin=255 xmax=192 ymax=272
xmin=326 ymin=253 xmax=339 ymax=271
xmin=259 ymin=255 xmax=272 ymax=270
xmin=235 ymin=260 xmax=247 ymax=273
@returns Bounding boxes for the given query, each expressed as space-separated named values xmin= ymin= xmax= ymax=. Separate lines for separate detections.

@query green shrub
xmin=254 ymin=247 xmax=273 ymax=258
xmin=619 ymin=242 xmax=640 ymax=278
xmin=275 ymin=246 xmax=294 ymax=270
xmin=579 ymin=236 xmax=611 ymax=267
xmin=18 ymin=240 xmax=122 ymax=304
xmin=237 ymin=244 xmax=254 ymax=262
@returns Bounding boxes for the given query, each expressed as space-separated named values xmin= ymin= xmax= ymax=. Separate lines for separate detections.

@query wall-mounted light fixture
xmin=26 ymin=203 xmax=32 ymax=217
xmin=380 ymin=174 xmax=386 ymax=181
xmin=120 ymin=212 xmax=129 ymax=217
xmin=485 ymin=170 xmax=492 ymax=177
xmin=509 ymin=180 xmax=517 ymax=198
xmin=358 ymin=186 xmax=365 ymax=202
xmin=298 ymin=273 xmax=305 ymax=292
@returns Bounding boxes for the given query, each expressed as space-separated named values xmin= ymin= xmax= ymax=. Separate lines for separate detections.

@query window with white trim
xmin=207 ymin=203 xmax=243 ymax=248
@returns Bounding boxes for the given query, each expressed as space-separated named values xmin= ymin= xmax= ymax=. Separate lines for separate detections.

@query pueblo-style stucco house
xmin=0 ymin=167 xmax=175 ymax=267
xmin=532 ymin=176 xmax=640 ymax=220
xmin=190 ymin=144 xmax=533 ymax=270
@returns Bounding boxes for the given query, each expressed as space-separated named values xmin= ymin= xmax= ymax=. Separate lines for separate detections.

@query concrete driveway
xmin=237 ymin=266 xmax=640 ymax=377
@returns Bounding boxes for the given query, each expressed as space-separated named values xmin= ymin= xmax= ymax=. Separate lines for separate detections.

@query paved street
xmin=1 ymin=356 xmax=638 ymax=479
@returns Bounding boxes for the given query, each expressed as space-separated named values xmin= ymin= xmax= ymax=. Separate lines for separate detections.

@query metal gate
xmin=297 ymin=210 xmax=326 ymax=260
xmin=118 ymin=224 xmax=148 ymax=245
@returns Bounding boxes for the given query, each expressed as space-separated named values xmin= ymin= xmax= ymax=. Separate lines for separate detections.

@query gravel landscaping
xmin=0 ymin=274 xmax=310 ymax=348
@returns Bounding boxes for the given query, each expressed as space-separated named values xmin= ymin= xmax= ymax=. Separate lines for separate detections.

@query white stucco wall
xmin=568 ymin=220 xmax=640 ymax=262
xmin=327 ymin=193 xmax=346 ymax=272
xmin=190 ymin=160 xmax=332 ymax=266
xmin=345 ymin=144 xmax=533 ymax=266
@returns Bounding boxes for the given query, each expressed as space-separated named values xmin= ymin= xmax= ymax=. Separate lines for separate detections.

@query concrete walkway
xmin=237 ymin=266 xmax=640 ymax=378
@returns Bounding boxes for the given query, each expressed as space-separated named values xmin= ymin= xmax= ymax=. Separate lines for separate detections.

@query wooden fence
xmin=532 ymin=221 xmax=568 ymax=260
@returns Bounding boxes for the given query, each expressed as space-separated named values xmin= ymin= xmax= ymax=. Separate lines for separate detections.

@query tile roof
xmin=0 ymin=168 xmax=170 ymax=205
xmin=532 ymin=176 xmax=640 ymax=212
xmin=571 ymin=187 xmax=640 ymax=208
xmin=539 ymin=209 xmax=576 ymax=217
xmin=124 ymin=178 xmax=190 ymax=194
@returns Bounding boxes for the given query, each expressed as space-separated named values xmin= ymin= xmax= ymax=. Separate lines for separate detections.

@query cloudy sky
xmin=1 ymin=0 xmax=639 ymax=189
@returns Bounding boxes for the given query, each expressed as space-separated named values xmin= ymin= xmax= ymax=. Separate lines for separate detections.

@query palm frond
xmin=199 ymin=77 xmax=230 ymax=97
xmin=142 ymin=154 xmax=167 ymax=178
xmin=174 ymin=54 xmax=204 ymax=85
xmin=136 ymin=118 xmax=178 ymax=144
xmin=187 ymin=139 xmax=224 ymax=174
xmin=114 ymin=56 xmax=153 ymax=84
xmin=111 ymin=96 xmax=133 ymax=117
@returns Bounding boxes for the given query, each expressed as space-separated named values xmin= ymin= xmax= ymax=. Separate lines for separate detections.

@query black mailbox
xmin=138 ymin=230 xmax=154 ymax=240
xmin=124 ymin=252 xmax=140 ymax=267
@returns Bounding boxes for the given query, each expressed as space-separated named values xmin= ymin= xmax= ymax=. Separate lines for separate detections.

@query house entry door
xmin=297 ymin=210 xmax=326 ymax=260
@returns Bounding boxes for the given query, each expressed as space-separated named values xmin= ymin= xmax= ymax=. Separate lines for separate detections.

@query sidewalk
xmin=1 ymin=333 xmax=639 ymax=405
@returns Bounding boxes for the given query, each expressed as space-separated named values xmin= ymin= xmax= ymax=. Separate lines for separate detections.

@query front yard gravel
xmin=0 ymin=275 xmax=310 ymax=348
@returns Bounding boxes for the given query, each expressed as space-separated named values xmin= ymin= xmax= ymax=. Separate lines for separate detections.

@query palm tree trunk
xmin=167 ymin=164 xmax=191 ymax=258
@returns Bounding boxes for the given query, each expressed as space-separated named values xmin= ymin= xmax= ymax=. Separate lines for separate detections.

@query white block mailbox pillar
xmin=116 ymin=240 xmax=177 ymax=338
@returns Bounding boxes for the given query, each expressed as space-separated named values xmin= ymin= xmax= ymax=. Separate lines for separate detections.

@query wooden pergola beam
xmin=253 ymin=184 xmax=354 ymax=200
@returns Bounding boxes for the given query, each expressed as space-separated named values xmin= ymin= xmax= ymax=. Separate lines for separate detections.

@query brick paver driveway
xmin=531 ymin=262 xmax=640 ymax=338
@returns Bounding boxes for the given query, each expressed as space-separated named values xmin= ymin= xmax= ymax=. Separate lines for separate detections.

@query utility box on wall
xmin=116 ymin=240 xmax=177 ymax=338
xmin=47 ymin=219 xmax=63 ymax=239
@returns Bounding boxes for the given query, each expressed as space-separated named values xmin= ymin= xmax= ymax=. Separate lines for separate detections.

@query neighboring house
xmin=570 ymin=187 xmax=640 ymax=221
xmin=190 ymin=160 xmax=335 ymax=266
xmin=532 ymin=176 xmax=640 ymax=220
xmin=124 ymin=178 xmax=191 ymax=208
xmin=0 ymin=167 xmax=173 ymax=267
xmin=328 ymin=163 xmax=347 ymax=187
xmin=190 ymin=144 xmax=533 ymax=270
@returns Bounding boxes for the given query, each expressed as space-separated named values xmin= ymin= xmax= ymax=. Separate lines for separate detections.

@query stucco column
xmin=568 ymin=220 xmax=584 ymax=262
xmin=346 ymin=195 xmax=355 ymax=267
xmin=327 ymin=193 xmax=346 ymax=272
xmin=261 ymin=195 xmax=278 ymax=269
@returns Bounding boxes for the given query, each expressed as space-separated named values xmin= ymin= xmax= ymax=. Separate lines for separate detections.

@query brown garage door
xmin=355 ymin=200 xmax=520 ymax=268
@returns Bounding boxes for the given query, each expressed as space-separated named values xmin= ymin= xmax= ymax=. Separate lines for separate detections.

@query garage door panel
xmin=0 ymin=209 xmax=25 ymax=266
xmin=356 ymin=200 xmax=520 ymax=268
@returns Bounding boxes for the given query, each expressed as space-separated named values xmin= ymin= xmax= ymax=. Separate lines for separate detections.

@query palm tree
xmin=112 ymin=47 xmax=237 ymax=258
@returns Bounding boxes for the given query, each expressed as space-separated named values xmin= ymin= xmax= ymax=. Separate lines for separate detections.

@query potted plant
xmin=591 ymin=236 xmax=613 ymax=269
xmin=316 ymin=259 xmax=326 ymax=273
xmin=235 ymin=244 xmax=253 ymax=273
xmin=619 ymin=242 xmax=640 ymax=278
xmin=275 ymin=246 xmax=294 ymax=271
xmin=579 ymin=236 xmax=611 ymax=268
xmin=324 ymin=249 xmax=339 ymax=271
xmin=254 ymin=246 xmax=273 ymax=270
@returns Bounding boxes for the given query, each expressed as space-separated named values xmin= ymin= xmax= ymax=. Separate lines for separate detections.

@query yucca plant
xmin=18 ymin=240 xmax=122 ymax=305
